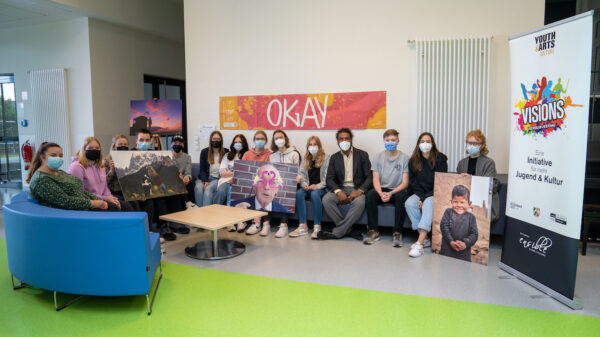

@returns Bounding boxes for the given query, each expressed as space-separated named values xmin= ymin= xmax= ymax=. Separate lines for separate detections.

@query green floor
xmin=0 ymin=240 xmax=599 ymax=337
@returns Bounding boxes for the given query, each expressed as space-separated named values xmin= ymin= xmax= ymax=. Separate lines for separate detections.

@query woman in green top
xmin=26 ymin=142 xmax=111 ymax=211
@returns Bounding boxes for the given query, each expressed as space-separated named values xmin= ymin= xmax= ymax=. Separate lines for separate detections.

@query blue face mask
xmin=384 ymin=141 xmax=397 ymax=152
xmin=138 ymin=142 xmax=150 ymax=151
xmin=255 ymin=140 xmax=266 ymax=149
xmin=466 ymin=145 xmax=480 ymax=156
xmin=233 ymin=142 xmax=243 ymax=151
xmin=47 ymin=156 xmax=64 ymax=170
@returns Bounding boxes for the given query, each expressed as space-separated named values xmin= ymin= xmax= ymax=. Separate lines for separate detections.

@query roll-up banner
xmin=501 ymin=11 xmax=593 ymax=309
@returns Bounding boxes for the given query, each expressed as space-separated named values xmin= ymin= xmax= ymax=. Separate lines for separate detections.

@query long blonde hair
xmin=77 ymin=136 xmax=104 ymax=168
xmin=207 ymin=130 xmax=225 ymax=164
xmin=304 ymin=136 xmax=326 ymax=170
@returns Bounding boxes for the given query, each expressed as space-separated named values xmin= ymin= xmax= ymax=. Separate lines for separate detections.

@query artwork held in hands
xmin=230 ymin=160 xmax=298 ymax=213
xmin=111 ymin=150 xmax=186 ymax=201
xmin=432 ymin=172 xmax=493 ymax=266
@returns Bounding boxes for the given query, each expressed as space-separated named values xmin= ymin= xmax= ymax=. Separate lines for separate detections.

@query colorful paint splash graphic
xmin=513 ymin=77 xmax=582 ymax=137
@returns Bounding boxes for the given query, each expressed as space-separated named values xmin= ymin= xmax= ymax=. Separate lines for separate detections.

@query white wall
xmin=88 ymin=18 xmax=186 ymax=151
xmin=0 ymin=17 xmax=94 ymax=182
xmin=183 ymin=0 xmax=546 ymax=173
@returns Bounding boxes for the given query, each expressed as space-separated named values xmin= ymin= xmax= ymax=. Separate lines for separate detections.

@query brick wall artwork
xmin=231 ymin=160 xmax=299 ymax=213
xmin=431 ymin=173 xmax=493 ymax=266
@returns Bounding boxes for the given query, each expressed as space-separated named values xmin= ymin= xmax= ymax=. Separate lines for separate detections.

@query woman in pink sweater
xmin=67 ymin=136 xmax=133 ymax=211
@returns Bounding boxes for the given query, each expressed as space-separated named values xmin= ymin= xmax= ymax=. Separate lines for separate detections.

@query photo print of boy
xmin=439 ymin=185 xmax=479 ymax=262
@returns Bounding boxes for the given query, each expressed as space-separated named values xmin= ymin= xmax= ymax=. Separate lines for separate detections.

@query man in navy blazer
xmin=319 ymin=128 xmax=372 ymax=240
xmin=231 ymin=164 xmax=291 ymax=214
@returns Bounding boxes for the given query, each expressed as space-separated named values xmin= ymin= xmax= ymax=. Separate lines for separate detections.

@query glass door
xmin=0 ymin=75 xmax=21 ymax=187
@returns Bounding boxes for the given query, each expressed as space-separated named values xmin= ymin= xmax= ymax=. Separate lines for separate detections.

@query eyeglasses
xmin=252 ymin=170 xmax=283 ymax=188
xmin=466 ymin=142 xmax=482 ymax=146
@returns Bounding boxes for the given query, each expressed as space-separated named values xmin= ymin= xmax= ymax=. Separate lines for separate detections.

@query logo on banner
xmin=519 ymin=232 xmax=553 ymax=257
xmin=550 ymin=213 xmax=568 ymax=225
xmin=533 ymin=207 xmax=541 ymax=217
xmin=513 ymin=76 xmax=583 ymax=137
xmin=535 ymin=31 xmax=555 ymax=56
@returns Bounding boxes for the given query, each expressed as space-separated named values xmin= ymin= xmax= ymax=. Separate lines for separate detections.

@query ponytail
xmin=26 ymin=142 xmax=61 ymax=183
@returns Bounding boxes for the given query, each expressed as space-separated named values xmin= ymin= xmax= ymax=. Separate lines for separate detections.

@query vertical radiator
xmin=416 ymin=37 xmax=491 ymax=171
xmin=29 ymin=68 xmax=71 ymax=170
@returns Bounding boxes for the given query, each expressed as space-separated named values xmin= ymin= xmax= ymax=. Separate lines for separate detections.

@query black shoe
xmin=348 ymin=228 xmax=363 ymax=241
xmin=171 ymin=226 xmax=190 ymax=234
xmin=162 ymin=232 xmax=176 ymax=241
xmin=317 ymin=231 xmax=338 ymax=240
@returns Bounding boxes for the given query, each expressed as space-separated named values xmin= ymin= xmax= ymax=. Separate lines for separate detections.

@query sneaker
xmin=317 ymin=230 xmax=338 ymax=240
xmin=423 ymin=238 xmax=431 ymax=248
xmin=311 ymin=225 xmax=322 ymax=239
xmin=363 ymin=230 xmax=380 ymax=245
xmin=348 ymin=227 xmax=363 ymax=241
xmin=160 ymin=237 xmax=166 ymax=244
xmin=245 ymin=223 xmax=261 ymax=235
xmin=171 ymin=225 xmax=190 ymax=234
xmin=162 ymin=232 xmax=176 ymax=241
xmin=392 ymin=232 xmax=403 ymax=247
xmin=185 ymin=201 xmax=199 ymax=209
xmin=226 ymin=225 xmax=236 ymax=232
xmin=408 ymin=242 xmax=424 ymax=257
xmin=289 ymin=224 xmax=308 ymax=237
xmin=275 ymin=225 xmax=288 ymax=238
xmin=259 ymin=223 xmax=271 ymax=236
xmin=237 ymin=222 xmax=247 ymax=233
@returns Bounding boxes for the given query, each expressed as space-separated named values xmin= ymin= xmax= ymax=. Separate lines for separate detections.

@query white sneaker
xmin=311 ymin=225 xmax=322 ymax=239
xmin=160 ymin=237 xmax=165 ymax=244
xmin=236 ymin=222 xmax=247 ymax=233
xmin=423 ymin=238 xmax=431 ymax=248
xmin=275 ymin=225 xmax=288 ymax=238
xmin=289 ymin=224 xmax=308 ymax=237
xmin=226 ymin=225 xmax=236 ymax=232
xmin=409 ymin=242 xmax=424 ymax=257
xmin=245 ymin=223 xmax=261 ymax=235
xmin=186 ymin=201 xmax=198 ymax=209
xmin=259 ymin=223 xmax=271 ymax=236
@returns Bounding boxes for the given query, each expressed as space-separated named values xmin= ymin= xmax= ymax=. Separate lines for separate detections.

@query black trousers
xmin=365 ymin=188 xmax=408 ymax=233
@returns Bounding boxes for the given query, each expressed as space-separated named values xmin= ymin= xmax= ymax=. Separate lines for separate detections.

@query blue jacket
xmin=230 ymin=195 xmax=291 ymax=214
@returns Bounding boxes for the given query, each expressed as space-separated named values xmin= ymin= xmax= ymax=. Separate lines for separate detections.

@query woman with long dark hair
xmin=405 ymin=132 xmax=448 ymax=258
xmin=194 ymin=130 xmax=228 ymax=206
xmin=27 ymin=142 xmax=111 ymax=211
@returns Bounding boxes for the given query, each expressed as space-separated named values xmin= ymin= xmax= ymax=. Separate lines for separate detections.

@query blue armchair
xmin=2 ymin=192 xmax=162 ymax=314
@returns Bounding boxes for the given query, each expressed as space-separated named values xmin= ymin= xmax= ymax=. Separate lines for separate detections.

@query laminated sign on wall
xmin=501 ymin=11 xmax=593 ymax=309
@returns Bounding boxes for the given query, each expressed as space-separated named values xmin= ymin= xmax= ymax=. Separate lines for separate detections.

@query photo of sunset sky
xmin=129 ymin=99 xmax=182 ymax=136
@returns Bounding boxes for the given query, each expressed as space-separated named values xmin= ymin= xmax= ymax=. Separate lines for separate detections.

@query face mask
xmin=384 ymin=141 xmax=397 ymax=152
xmin=47 ymin=156 xmax=64 ymax=170
xmin=116 ymin=146 xmax=129 ymax=151
xmin=138 ymin=142 xmax=150 ymax=151
xmin=233 ymin=142 xmax=243 ymax=151
xmin=339 ymin=141 xmax=351 ymax=152
xmin=466 ymin=145 xmax=480 ymax=156
xmin=173 ymin=145 xmax=183 ymax=153
xmin=85 ymin=149 xmax=101 ymax=161
xmin=211 ymin=140 xmax=222 ymax=148
xmin=308 ymin=146 xmax=319 ymax=155
xmin=419 ymin=142 xmax=432 ymax=153
xmin=274 ymin=138 xmax=286 ymax=148
xmin=255 ymin=140 xmax=266 ymax=149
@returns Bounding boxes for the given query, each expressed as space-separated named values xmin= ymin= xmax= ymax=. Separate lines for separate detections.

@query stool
xmin=582 ymin=204 xmax=600 ymax=256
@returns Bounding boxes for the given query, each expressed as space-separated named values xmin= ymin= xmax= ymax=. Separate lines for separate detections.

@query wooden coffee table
xmin=159 ymin=204 xmax=267 ymax=260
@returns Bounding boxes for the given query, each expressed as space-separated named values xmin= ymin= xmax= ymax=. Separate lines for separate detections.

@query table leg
xmin=212 ymin=229 xmax=218 ymax=257
xmin=185 ymin=229 xmax=246 ymax=260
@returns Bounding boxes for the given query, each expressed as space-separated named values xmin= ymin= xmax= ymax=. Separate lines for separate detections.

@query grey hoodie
xmin=269 ymin=146 xmax=300 ymax=165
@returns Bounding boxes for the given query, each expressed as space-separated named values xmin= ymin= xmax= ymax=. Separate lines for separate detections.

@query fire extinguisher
xmin=21 ymin=140 xmax=33 ymax=170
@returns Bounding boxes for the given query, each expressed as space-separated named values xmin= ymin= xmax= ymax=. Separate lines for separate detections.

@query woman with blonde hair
xmin=456 ymin=129 xmax=499 ymax=222
xmin=68 ymin=136 xmax=132 ymax=211
xmin=291 ymin=135 xmax=330 ymax=238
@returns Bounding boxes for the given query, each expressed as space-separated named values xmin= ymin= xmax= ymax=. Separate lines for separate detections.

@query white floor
xmin=1 ymin=187 xmax=598 ymax=318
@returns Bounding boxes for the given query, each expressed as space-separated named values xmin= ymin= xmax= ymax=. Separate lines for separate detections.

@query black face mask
xmin=116 ymin=146 xmax=129 ymax=151
xmin=172 ymin=145 xmax=183 ymax=153
xmin=85 ymin=150 xmax=101 ymax=161
xmin=211 ymin=140 xmax=222 ymax=148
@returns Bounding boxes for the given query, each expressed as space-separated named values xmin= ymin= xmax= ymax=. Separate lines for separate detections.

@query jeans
xmin=405 ymin=194 xmax=434 ymax=232
xmin=214 ymin=181 xmax=231 ymax=205
xmin=365 ymin=188 xmax=408 ymax=233
xmin=194 ymin=177 xmax=218 ymax=207
xmin=295 ymin=188 xmax=327 ymax=224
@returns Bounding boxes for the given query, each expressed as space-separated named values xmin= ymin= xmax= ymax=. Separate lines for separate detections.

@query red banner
xmin=219 ymin=91 xmax=386 ymax=130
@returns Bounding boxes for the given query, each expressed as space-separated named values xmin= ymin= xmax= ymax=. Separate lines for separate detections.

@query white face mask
xmin=339 ymin=141 xmax=351 ymax=151
xmin=308 ymin=146 xmax=319 ymax=155
xmin=274 ymin=138 xmax=286 ymax=148
xmin=419 ymin=142 xmax=432 ymax=153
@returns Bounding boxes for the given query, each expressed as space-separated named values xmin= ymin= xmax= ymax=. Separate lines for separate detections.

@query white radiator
xmin=29 ymin=68 xmax=72 ymax=170
xmin=416 ymin=37 xmax=491 ymax=171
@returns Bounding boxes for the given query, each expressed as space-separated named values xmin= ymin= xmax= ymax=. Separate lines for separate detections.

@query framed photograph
xmin=129 ymin=100 xmax=182 ymax=136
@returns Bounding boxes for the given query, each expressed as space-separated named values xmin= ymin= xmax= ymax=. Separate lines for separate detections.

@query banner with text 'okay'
xmin=219 ymin=91 xmax=386 ymax=130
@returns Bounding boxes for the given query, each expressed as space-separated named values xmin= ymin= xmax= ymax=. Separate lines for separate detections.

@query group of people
xmin=26 ymin=126 xmax=498 ymax=258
